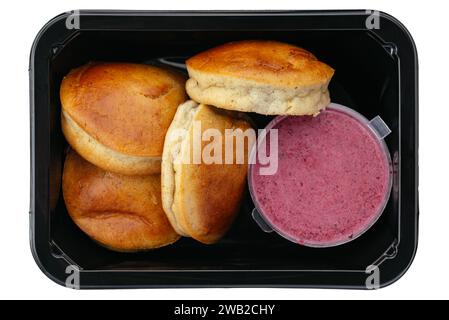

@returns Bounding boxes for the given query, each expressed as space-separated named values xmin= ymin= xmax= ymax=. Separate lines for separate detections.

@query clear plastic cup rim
xmin=248 ymin=103 xmax=394 ymax=248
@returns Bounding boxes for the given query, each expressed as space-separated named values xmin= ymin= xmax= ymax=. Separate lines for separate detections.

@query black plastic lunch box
xmin=29 ymin=10 xmax=419 ymax=289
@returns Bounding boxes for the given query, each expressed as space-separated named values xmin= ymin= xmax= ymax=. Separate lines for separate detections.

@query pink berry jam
xmin=250 ymin=107 xmax=391 ymax=247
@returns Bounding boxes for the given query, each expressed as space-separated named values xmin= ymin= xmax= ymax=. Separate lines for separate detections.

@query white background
xmin=0 ymin=0 xmax=444 ymax=300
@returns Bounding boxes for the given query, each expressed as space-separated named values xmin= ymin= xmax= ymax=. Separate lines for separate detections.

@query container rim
xmin=29 ymin=9 xmax=418 ymax=289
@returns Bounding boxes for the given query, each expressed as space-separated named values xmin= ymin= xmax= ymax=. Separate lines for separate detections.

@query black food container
xmin=29 ymin=10 xmax=418 ymax=289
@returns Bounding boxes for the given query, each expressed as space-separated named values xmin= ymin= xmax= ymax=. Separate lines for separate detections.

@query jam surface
xmin=251 ymin=108 xmax=390 ymax=246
